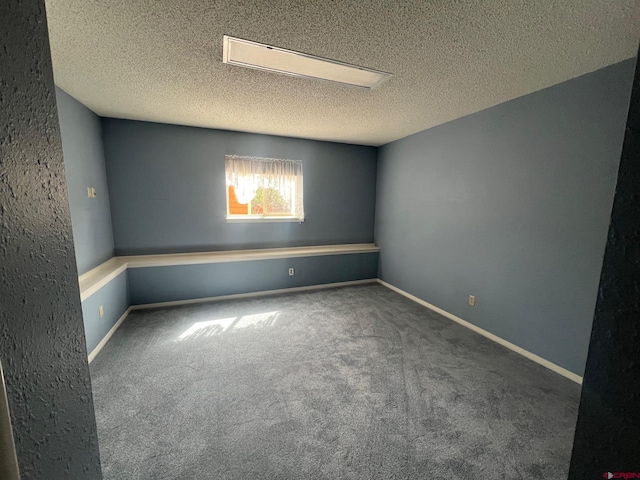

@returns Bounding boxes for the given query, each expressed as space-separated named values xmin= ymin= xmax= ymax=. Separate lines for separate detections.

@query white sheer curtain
xmin=225 ymin=155 xmax=304 ymax=219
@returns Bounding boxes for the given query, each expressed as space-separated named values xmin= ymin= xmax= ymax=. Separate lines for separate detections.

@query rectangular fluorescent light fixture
xmin=222 ymin=35 xmax=392 ymax=89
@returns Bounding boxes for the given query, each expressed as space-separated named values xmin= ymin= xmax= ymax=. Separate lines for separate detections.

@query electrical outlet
xmin=99 ymin=305 xmax=104 ymax=318
xmin=468 ymin=295 xmax=476 ymax=306
xmin=87 ymin=187 xmax=96 ymax=198
xmin=288 ymin=268 xmax=294 ymax=276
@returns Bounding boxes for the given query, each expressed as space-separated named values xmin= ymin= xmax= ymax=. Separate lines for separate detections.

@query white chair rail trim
xmin=78 ymin=244 xmax=379 ymax=302
xmin=377 ymin=279 xmax=583 ymax=385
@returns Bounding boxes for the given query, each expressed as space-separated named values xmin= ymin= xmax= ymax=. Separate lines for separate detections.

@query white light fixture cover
xmin=222 ymin=35 xmax=392 ymax=89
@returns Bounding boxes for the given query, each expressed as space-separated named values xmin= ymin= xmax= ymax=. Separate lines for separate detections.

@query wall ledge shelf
xmin=78 ymin=243 xmax=379 ymax=301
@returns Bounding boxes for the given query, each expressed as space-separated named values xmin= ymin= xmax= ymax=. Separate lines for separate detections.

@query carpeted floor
xmin=90 ymin=284 xmax=580 ymax=480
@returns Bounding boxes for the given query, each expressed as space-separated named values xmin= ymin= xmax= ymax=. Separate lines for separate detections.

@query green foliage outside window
xmin=250 ymin=186 xmax=291 ymax=214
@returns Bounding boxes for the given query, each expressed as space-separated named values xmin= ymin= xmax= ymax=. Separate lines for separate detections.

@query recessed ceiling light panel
xmin=222 ymin=35 xmax=392 ymax=90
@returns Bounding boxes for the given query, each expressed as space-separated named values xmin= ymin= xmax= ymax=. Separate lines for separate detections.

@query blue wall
xmin=56 ymin=87 xmax=115 ymax=275
xmin=81 ymin=271 xmax=129 ymax=353
xmin=375 ymin=59 xmax=636 ymax=376
xmin=56 ymin=88 xmax=127 ymax=356
xmin=102 ymin=120 xmax=378 ymax=256
xmin=128 ymin=253 xmax=378 ymax=305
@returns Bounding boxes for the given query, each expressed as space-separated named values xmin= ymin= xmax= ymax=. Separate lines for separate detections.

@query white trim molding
xmin=86 ymin=277 xmax=583 ymax=387
xmin=124 ymin=243 xmax=378 ymax=268
xmin=226 ymin=216 xmax=304 ymax=223
xmin=377 ymin=279 xmax=583 ymax=385
xmin=78 ymin=244 xmax=379 ymax=302
xmin=88 ymin=307 xmax=132 ymax=363
xmin=79 ymin=259 xmax=127 ymax=302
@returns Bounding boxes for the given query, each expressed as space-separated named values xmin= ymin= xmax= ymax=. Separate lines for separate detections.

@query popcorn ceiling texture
xmin=45 ymin=0 xmax=640 ymax=146
xmin=0 ymin=0 xmax=102 ymax=477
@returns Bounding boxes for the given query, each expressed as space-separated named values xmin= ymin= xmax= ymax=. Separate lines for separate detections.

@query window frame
xmin=225 ymin=155 xmax=304 ymax=223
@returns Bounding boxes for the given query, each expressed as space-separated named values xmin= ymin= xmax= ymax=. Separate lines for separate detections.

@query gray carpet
xmin=90 ymin=284 xmax=580 ymax=479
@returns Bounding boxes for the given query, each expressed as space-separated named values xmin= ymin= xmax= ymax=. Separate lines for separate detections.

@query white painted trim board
xmin=86 ymin=276 xmax=582 ymax=387
xmin=80 ymin=265 xmax=127 ymax=302
xmin=125 ymin=243 xmax=379 ymax=268
xmin=88 ymin=307 xmax=132 ymax=363
xmin=79 ymin=244 xmax=379 ymax=302
xmin=377 ymin=279 xmax=583 ymax=385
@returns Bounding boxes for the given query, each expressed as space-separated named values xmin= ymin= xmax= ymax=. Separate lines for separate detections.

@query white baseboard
xmin=377 ymin=279 xmax=583 ymax=385
xmin=131 ymin=279 xmax=378 ymax=311
xmin=88 ymin=307 xmax=132 ymax=364
xmin=89 ymin=279 xmax=582 ymax=386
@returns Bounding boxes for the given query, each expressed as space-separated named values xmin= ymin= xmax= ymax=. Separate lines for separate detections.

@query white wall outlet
xmin=288 ymin=268 xmax=294 ymax=276
xmin=87 ymin=187 xmax=96 ymax=198
xmin=99 ymin=305 xmax=104 ymax=318
xmin=468 ymin=295 xmax=476 ymax=306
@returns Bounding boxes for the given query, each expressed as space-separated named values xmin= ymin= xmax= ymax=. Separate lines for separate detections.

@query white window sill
xmin=226 ymin=216 xmax=305 ymax=223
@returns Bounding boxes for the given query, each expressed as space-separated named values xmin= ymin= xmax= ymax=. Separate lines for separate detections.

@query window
xmin=225 ymin=155 xmax=304 ymax=222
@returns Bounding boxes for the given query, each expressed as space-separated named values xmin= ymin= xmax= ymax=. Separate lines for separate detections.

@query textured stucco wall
xmin=568 ymin=54 xmax=640 ymax=477
xmin=0 ymin=0 xmax=102 ymax=478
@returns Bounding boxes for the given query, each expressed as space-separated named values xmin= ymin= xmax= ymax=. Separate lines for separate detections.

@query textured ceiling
xmin=45 ymin=0 xmax=640 ymax=146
